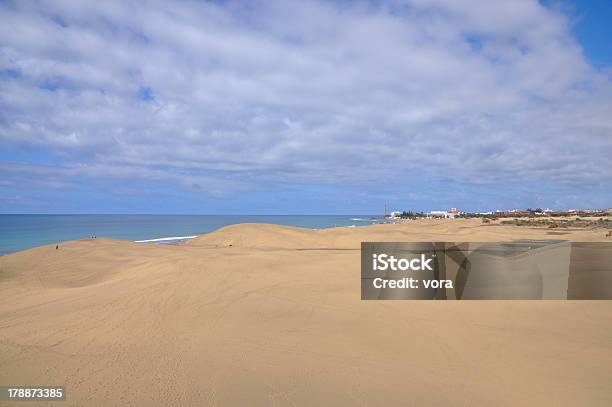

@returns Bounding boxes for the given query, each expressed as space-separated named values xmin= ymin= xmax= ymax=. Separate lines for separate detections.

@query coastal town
xmin=382 ymin=206 xmax=612 ymax=236
xmin=384 ymin=206 xmax=612 ymax=220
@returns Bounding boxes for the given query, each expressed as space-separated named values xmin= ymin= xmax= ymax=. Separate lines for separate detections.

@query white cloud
xmin=0 ymin=0 xmax=611 ymax=198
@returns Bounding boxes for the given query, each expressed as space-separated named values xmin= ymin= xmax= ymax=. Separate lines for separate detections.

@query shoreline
xmin=2 ymin=217 xmax=611 ymax=257
xmin=0 ymin=214 xmax=382 ymax=256
xmin=0 ymin=217 xmax=612 ymax=256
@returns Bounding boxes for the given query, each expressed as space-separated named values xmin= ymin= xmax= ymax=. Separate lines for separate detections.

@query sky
xmin=1 ymin=0 xmax=611 ymax=214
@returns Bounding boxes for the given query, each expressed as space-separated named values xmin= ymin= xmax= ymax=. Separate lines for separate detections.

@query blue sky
xmin=569 ymin=0 xmax=612 ymax=68
xmin=1 ymin=0 xmax=611 ymax=214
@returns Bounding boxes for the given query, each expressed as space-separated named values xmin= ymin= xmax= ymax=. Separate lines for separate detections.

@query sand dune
xmin=1 ymin=219 xmax=611 ymax=406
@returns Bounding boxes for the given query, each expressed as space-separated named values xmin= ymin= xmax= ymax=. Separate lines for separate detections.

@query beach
xmin=1 ymin=219 xmax=611 ymax=406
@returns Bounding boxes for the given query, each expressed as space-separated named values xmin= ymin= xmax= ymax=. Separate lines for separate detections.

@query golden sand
xmin=1 ymin=219 xmax=611 ymax=406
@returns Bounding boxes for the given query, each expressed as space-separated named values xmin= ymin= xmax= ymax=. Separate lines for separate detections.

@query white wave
xmin=135 ymin=235 xmax=198 ymax=243
xmin=351 ymin=218 xmax=368 ymax=221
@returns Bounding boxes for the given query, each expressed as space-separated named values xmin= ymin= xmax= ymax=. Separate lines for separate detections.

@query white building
xmin=428 ymin=210 xmax=458 ymax=219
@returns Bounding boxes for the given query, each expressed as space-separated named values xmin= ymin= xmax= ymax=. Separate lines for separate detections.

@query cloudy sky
xmin=1 ymin=0 xmax=611 ymax=214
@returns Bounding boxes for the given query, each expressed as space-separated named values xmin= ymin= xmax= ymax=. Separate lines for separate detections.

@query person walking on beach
xmin=56 ymin=245 xmax=59 ymax=250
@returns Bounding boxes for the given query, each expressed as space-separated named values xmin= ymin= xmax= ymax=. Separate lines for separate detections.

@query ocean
xmin=0 ymin=214 xmax=380 ymax=255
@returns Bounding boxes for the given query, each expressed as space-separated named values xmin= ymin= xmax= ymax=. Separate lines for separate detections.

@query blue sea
xmin=0 ymin=215 xmax=380 ymax=255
